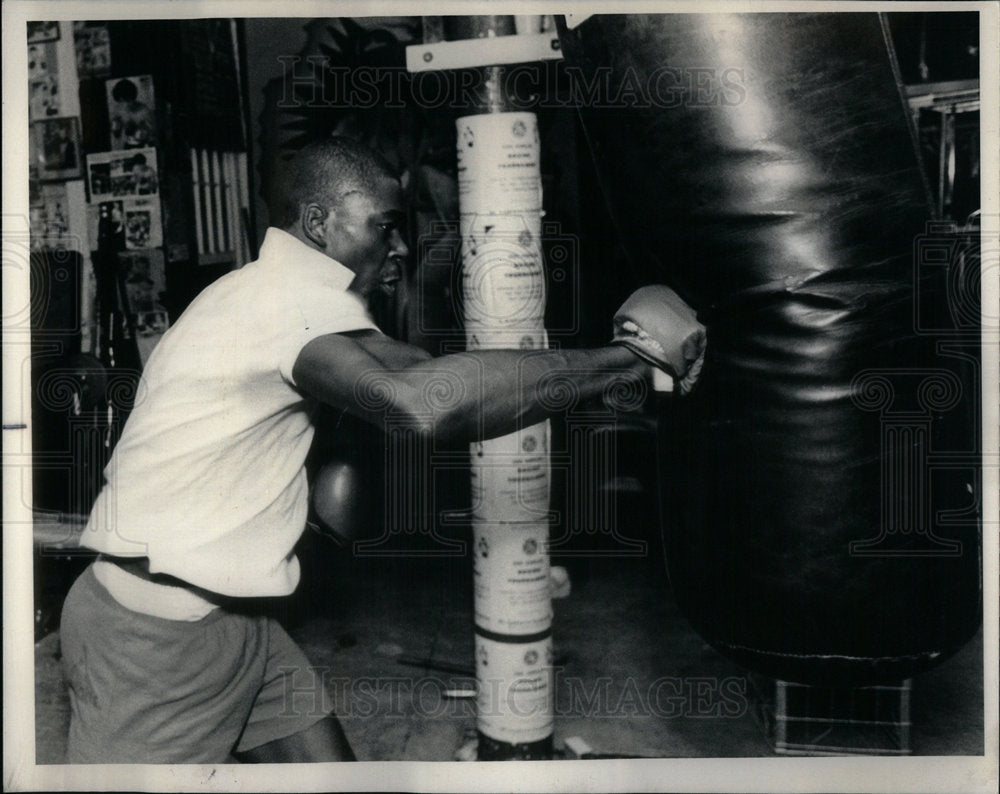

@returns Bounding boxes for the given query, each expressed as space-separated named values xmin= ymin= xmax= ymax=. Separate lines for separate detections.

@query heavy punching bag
xmin=559 ymin=14 xmax=981 ymax=685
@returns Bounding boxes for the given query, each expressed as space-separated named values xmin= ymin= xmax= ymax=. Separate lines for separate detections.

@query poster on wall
xmin=106 ymin=75 xmax=157 ymax=149
xmin=74 ymin=22 xmax=111 ymax=77
xmin=118 ymin=248 xmax=167 ymax=313
xmin=118 ymin=248 xmax=170 ymax=365
xmin=123 ymin=197 xmax=163 ymax=249
xmin=31 ymin=117 xmax=83 ymax=180
xmin=87 ymin=196 xmax=163 ymax=250
xmin=27 ymin=41 xmax=56 ymax=79
xmin=29 ymin=183 xmax=72 ymax=249
xmin=29 ymin=75 xmax=60 ymax=120
xmin=87 ymin=147 xmax=159 ymax=200
xmin=27 ymin=21 xmax=60 ymax=43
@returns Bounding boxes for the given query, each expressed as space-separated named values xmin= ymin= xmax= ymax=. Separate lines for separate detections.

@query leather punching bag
xmin=560 ymin=14 xmax=981 ymax=685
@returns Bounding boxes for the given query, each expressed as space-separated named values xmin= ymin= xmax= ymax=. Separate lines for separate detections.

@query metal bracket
xmin=405 ymin=33 xmax=562 ymax=73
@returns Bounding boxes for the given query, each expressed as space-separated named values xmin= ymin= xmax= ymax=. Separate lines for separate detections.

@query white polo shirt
xmin=81 ymin=227 xmax=378 ymax=599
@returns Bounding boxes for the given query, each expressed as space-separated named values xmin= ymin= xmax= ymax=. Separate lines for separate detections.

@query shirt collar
xmin=256 ymin=227 xmax=357 ymax=292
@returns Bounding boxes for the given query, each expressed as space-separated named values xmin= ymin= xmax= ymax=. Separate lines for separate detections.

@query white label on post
xmin=473 ymin=520 xmax=552 ymax=634
xmin=461 ymin=211 xmax=545 ymax=328
xmin=471 ymin=423 xmax=550 ymax=522
xmin=456 ymin=113 xmax=541 ymax=213
xmin=476 ymin=634 xmax=554 ymax=744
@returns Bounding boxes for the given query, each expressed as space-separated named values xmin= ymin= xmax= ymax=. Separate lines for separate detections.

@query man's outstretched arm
xmin=293 ymin=333 xmax=646 ymax=444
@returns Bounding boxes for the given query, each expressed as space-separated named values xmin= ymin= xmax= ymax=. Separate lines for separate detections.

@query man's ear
xmin=301 ymin=202 xmax=330 ymax=249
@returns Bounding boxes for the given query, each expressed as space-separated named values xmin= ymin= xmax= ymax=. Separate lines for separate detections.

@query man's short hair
xmin=271 ymin=137 xmax=397 ymax=229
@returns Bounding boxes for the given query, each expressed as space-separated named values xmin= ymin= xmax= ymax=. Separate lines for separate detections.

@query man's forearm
xmin=390 ymin=345 xmax=646 ymax=443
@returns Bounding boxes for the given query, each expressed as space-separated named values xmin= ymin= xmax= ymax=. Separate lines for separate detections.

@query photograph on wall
xmin=29 ymin=75 xmax=61 ymax=121
xmin=27 ymin=41 xmax=56 ymax=79
xmin=118 ymin=248 xmax=167 ymax=315
xmin=124 ymin=196 xmax=163 ymax=249
xmin=29 ymin=182 xmax=72 ymax=249
xmin=73 ymin=22 xmax=111 ymax=77
xmin=27 ymin=21 xmax=60 ymax=43
xmin=32 ymin=117 xmax=83 ymax=180
xmin=106 ymin=75 xmax=156 ymax=149
xmin=118 ymin=248 xmax=170 ymax=365
xmin=87 ymin=147 xmax=159 ymax=200
xmin=87 ymin=196 xmax=162 ymax=250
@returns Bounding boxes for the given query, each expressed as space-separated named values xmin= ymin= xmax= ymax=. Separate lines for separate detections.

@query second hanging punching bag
xmin=559 ymin=13 xmax=981 ymax=686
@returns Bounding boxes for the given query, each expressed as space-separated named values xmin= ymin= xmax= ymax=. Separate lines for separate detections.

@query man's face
xmin=322 ymin=176 xmax=408 ymax=301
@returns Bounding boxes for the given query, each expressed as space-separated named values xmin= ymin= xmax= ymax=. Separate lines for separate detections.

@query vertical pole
xmin=211 ymin=150 xmax=225 ymax=253
xmin=938 ymin=110 xmax=948 ymax=218
xmin=457 ymin=65 xmax=554 ymax=760
xmin=191 ymin=149 xmax=205 ymax=257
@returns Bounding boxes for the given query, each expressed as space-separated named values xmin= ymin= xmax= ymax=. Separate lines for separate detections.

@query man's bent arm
xmin=293 ymin=333 xmax=646 ymax=444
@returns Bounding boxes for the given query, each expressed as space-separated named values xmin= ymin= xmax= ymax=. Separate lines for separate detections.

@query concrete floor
xmin=34 ymin=534 xmax=984 ymax=763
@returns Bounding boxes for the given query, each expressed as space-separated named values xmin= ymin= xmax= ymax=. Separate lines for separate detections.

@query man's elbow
xmin=378 ymin=406 xmax=443 ymax=444
xmin=407 ymin=414 xmax=438 ymax=442
xmin=386 ymin=406 xmax=473 ymax=447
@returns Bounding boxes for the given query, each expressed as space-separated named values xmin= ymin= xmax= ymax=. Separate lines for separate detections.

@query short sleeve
xmin=275 ymin=287 xmax=379 ymax=384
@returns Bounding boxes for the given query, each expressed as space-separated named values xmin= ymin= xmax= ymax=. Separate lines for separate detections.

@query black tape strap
xmin=474 ymin=625 xmax=551 ymax=644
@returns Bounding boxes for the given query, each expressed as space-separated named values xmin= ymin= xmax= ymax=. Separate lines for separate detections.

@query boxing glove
xmin=612 ymin=285 xmax=706 ymax=393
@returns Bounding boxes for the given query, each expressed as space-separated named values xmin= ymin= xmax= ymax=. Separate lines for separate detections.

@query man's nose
xmin=390 ymin=229 xmax=409 ymax=261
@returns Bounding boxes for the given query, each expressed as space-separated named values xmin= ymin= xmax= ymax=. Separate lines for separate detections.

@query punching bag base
xmin=476 ymin=731 xmax=553 ymax=761
xmin=714 ymin=639 xmax=974 ymax=688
